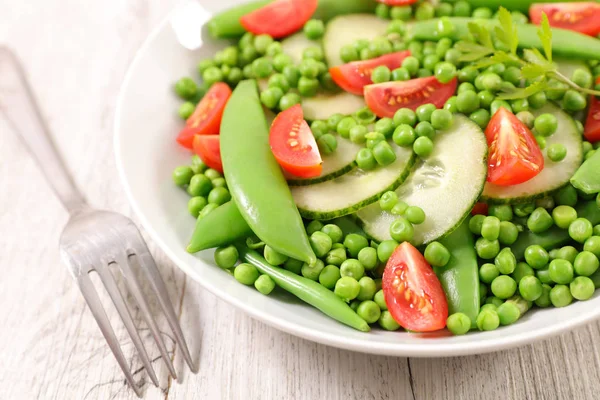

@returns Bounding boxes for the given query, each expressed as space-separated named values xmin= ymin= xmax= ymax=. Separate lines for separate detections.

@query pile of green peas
xmin=444 ymin=194 xmax=600 ymax=335
xmin=172 ymin=155 xmax=232 ymax=218
xmin=379 ymin=191 xmax=428 ymax=245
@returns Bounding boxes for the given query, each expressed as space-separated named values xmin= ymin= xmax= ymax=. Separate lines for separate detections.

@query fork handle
xmin=0 ymin=48 xmax=87 ymax=214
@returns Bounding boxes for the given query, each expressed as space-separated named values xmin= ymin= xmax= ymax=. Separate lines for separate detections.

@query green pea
xmin=487 ymin=205 xmax=512 ymax=222
xmin=485 ymin=296 xmax=504 ymax=307
xmin=490 ymin=100 xmax=512 ymax=115
xmin=456 ymin=90 xmax=480 ymax=114
xmin=334 ymin=276 xmax=361 ymax=301
xmin=476 ymin=238 xmax=500 ymax=259
xmin=444 ymin=48 xmax=462 ymax=65
xmin=373 ymin=141 xmax=397 ymax=166
xmin=430 ymin=109 xmax=453 ymax=130
xmin=554 ymin=185 xmax=578 ymax=206
xmin=498 ymin=221 xmax=519 ymax=245
xmin=390 ymin=201 xmax=408 ymax=216
xmin=188 ymin=196 xmax=207 ymax=217
xmin=254 ymin=275 xmax=276 ymax=295
xmin=479 ymin=282 xmax=488 ymax=302
xmin=413 ymin=136 xmax=434 ymax=158
xmin=527 ymin=207 xmax=554 ymax=233
xmin=358 ymin=247 xmax=379 ymax=271
xmin=378 ymin=240 xmax=398 ymax=263
xmin=495 ymin=248 xmax=517 ymax=275
xmin=549 ymin=284 xmax=573 ymax=307
xmin=375 ymin=118 xmax=395 ymax=139
xmin=570 ymin=276 xmax=595 ymax=300
xmin=527 ymin=91 xmax=547 ymax=110
xmin=422 ymin=54 xmax=440 ymax=71
xmin=349 ymin=124 xmax=368 ymax=144
xmin=343 ymin=234 xmax=368 ymax=259
xmin=522 ymin=245 xmax=548 ymax=270
xmin=266 ymin=42 xmax=283 ymax=57
xmin=401 ymin=56 xmax=420 ymax=76
xmin=435 ymin=62 xmax=457 ymax=84
xmin=532 ymin=283 xmax=552 ymax=307
xmin=316 ymin=133 xmax=337 ymax=155
xmin=356 ymin=277 xmax=378 ymax=302
xmin=491 ymin=275 xmax=517 ymax=299
xmin=467 ymin=109 xmax=489 ymax=129
xmin=545 ymin=143 xmax=567 ymax=162
xmin=415 ymin=1 xmax=435 ymax=20
xmin=549 ymin=259 xmax=574 ymax=284
xmin=336 ymin=117 xmax=356 ymax=138
xmin=424 ymin=242 xmax=451 ymax=267
xmin=372 ymin=290 xmax=388 ymax=312
xmin=279 ymin=92 xmax=301 ymax=111
xmin=234 ymin=263 xmax=260 ymax=285
xmin=497 ymin=302 xmax=521 ymax=326
xmin=390 ymin=217 xmax=414 ymax=242
xmin=369 ymin=65 xmax=391 ymax=84
xmin=556 ymin=246 xmax=579 ymax=264
xmin=415 ymin=104 xmax=436 ymax=123
xmin=356 ymin=300 xmax=381 ymax=323
xmin=187 ymin=174 xmax=213 ymax=197
xmin=511 ymin=261 xmax=534 ymax=284
xmin=306 ymin=220 xmax=324 ymax=236
xmin=378 ymin=310 xmax=401 ymax=330
xmin=309 ymin=231 xmax=333 ymax=259
xmin=206 ymin=186 xmax=230 ymax=205
xmin=584 ymin=236 xmax=600 ymax=258
xmin=177 ymin=101 xmax=195 ymax=120
xmin=214 ymin=245 xmax=239 ymax=269
xmin=317 ymin=265 xmax=341 ymax=290
xmin=352 ymin=147 xmax=376 ymax=171
xmin=414 ymin=121 xmax=435 ymax=140
xmin=379 ymin=191 xmax=399 ymax=212
xmin=595 ymin=225 xmax=600 ymax=236
xmin=476 ymin=309 xmax=500 ymax=331
xmin=563 ymin=90 xmax=587 ymax=111
xmin=573 ymin=251 xmax=599 ymax=278
xmin=198 ymin=203 xmax=218 ymax=219
xmin=481 ymin=216 xmax=501 ymax=241
xmin=392 ymin=109 xmax=416 ymax=127
xmin=444 ymin=313 xmax=470 ymax=335
xmin=569 ymin=218 xmax=594 ymax=243
xmin=303 ymin=19 xmax=325 ymax=40
xmin=325 ymin=247 xmax=347 ymax=266
xmin=518 ymin=275 xmax=543 ymax=301
xmin=318 ymin=225 xmax=341 ymax=245
xmin=263 ymin=245 xmax=288 ymax=266
xmin=550 ymin=205 xmax=577 ymax=229
xmin=283 ymin=258 xmax=303 ymax=274
xmin=476 ymin=90 xmax=494 ymax=110
xmin=457 ymin=66 xmax=477 ymax=83
xmin=173 ymin=166 xmax=194 ymax=187
xmin=301 ymin=259 xmax=325 ymax=281
xmin=197 ymin=59 xmax=216 ymax=75
xmin=174 ymin=77 xmax=198 ymax=100
xmin=404 ymin=206 xmax=425 ymax=225
xmin=190 ymin=155 xmax=207 ymax=174
xmin=479 ymin=263 xmax=500 ymax=284
xmin=469 ymin=214 xmax=485 ymax=235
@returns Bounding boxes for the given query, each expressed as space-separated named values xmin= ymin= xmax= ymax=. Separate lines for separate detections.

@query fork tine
xmin=95 ymin=265 xmax=160 ymax=387
xmin=77 ymin=273 xmax=142 ymax=398
xmin=136 ymin=249 xmax=196 ymax=372
xmin=115 ymin=254 xmax=178 ymax=379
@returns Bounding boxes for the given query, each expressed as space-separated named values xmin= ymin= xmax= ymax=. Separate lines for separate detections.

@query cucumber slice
xmin=323 ymin=14 xmax=389 ymax=67
xmin=357 ymin=115 xmax=488 ymax=245
xmin=289 ymin=138 xmax=361 ymax=186
xmin=281 ymin=32 xmax=318 ymax=65
xmin=482 ymin=103 xmax=584 ymax=204
xmin=556 ymin=57 xmax=590 ymax=81
xmin=302 ymin=92 xmax=366 ymax=121
xmin=291 ymin=144 xmax=416 ymax=220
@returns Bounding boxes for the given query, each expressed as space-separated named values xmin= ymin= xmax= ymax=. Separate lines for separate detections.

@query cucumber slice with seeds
xmin=323 ymin=14 xmax=390 ymax=67
xmin=292 ymin=144 xmax=416 ymax=220
xmin=481 ymin=103 xmax=583 ymax=204
xmin=357 ymin=115 xmax=488 ymax=245
xmin=281 ymin=32 xmax=319 ymax=65
xmin=302 ymin=92 xmax=366 ymax=121
xmin=288 ymin=138 xmax=362 ymax=186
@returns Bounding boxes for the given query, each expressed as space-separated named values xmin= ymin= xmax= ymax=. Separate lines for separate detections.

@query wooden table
xmin=1 ymin=1 xmax=599 ymax=399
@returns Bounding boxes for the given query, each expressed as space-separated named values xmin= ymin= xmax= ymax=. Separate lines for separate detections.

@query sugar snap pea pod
xmin=571 ymin=150 xmax=600 ymax=195
xmin=331 ymin=216 xmax=367 ymax=238
xmin=221 ymin=80 xmax=316 ymax=265
xmin=187 ymin=201 xmax=252 ymax=253
xmin=207 ymin=1 xmax=270 ymax=39
xmin=461 ymin=0 xmax=581 ymax=13
xmin=435 ymin=219 xmax=480 ymax=328
xmin=511 ymin=200 xmax=600 ymax=259
xmin=207 ymin=0 xmax=377 ymax=39
xmin=407 ymin=18 xmax=600 ymax=60
xmin=237 ymin=245 xmax=370 ymax=332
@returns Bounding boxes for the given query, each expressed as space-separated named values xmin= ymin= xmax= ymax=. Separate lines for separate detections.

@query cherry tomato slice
xmin=485 ymin=107 xmax=544 ymax=186
xmin=382 ymin=242 xmax=448 ymax=332
xmin=530 ymin=2 xmax=600 ymax=36
xmin=269 ymin=104 xmax=322 ymax=178
xmin=376 ymin=0 xmax=418 ymax=4
xmin=584 ymin=77 xmax=600 ymax=143
xmin=471 ymin=203 xmax=489 ymax=216
xmin=364 ymin=76 xmax=457 ymax=118
xmin=192 ymin=134 xmax=223 ymax=173
xmin=176 ymin=82 xmax=231 ymax=149
xmin=329 ymin=51 xmax=412 ymax=95
xmin=240 ymin=0 xmax=318 ymax=39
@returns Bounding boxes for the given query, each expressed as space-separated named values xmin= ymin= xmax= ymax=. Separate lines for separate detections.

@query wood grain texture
xmin=0 ymin=1 xmax=599 ymax=399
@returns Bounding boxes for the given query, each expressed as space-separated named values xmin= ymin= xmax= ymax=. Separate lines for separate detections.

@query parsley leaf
xmin=538 ymin=12 xmax=553 ymax=62
xmin=496 ymin=7 xmax=518 ymax=55
xmin=497 ymin=79 xmax=548 ymax=100
xmin=468 ymin=21 xmax=494 ymax=49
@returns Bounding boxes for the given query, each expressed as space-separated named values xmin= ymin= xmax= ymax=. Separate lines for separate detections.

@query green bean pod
xmin=207 ymin=1 xmax=270 ymax=39
xmin=187 ymin=201 xmax=253 ymax=253
xmin=237 ymin=245 xmax=370 ymax=332
xmin=207 ymin=0 xmax=377 ymax=39
xmin=511 ymin=200 xmax=600 ymax=259
xmin=435 ymin=219 xmax=480 ymax=328
xmin=571 ymin=150 xmax=600 ymax=195
xmin=407 ymin=17 xmax=600 ymax=60
xmin=221 ymin=80 xmax=316 ymax=265
xmin=461 ymin=0 xmax=582 ymax=13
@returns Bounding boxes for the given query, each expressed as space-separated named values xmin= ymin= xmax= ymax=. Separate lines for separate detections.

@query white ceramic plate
xmin=115 ymin=0 xmax=600 ymax=357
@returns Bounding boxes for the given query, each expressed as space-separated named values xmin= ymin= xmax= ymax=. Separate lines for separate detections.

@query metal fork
xmin=0 ymin=47 xmax=195 ymax=397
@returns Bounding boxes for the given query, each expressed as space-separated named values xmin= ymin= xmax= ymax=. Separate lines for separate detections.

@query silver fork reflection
xmin=0 ymin=47 xmax=195 ymax=397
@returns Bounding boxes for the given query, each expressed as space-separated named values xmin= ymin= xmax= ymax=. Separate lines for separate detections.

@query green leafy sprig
xmin=457 ymin=8 xmax=600 ymax=100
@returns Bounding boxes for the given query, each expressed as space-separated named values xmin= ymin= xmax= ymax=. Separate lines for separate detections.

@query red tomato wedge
xmin=485 ymin=107 xmax=544 ymax=186
xmin=329 ymin=51 xmax=411 ymax=95
xmin=240 ymin=0 xmax=318 ymax=39
xmin=176 ymin=83 xmax=231 ymax=149
xmin=530 ymin=2 xmax=600 ymax=36
xmin=192 ymin=134 xmax=223 ymax=173
xmin=584 ymin=77 xmax=600 ymax=143
xmin=364 ymin=76 xmax=457 ymax=118
xmin=382 ymin=242 xmax=448 ymax=332
xmin=376 ymin=0 xmax=418 ymax=4
xmin=471 ymin=203 xmax=489 ymax=216
xmin=269 ymin=104 xmax=322 ymax=178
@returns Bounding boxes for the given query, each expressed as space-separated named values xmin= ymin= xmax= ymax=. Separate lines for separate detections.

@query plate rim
xmin=113 ymin=3 xmax=600 ymax=357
